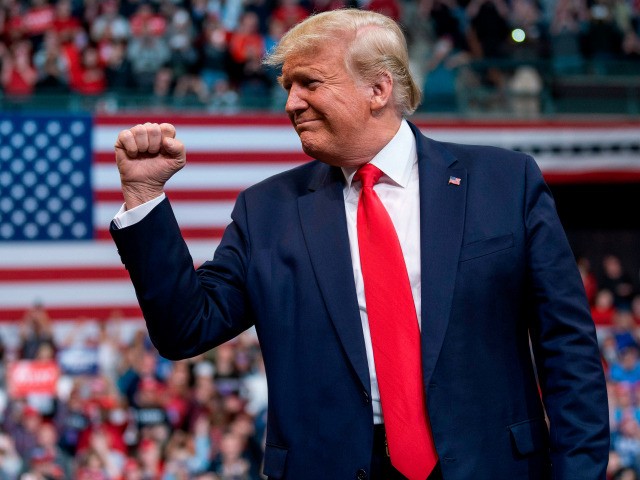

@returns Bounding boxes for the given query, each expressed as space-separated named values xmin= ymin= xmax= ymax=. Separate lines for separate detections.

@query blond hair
xmin=264 ymin=9 xmax=422 ymax=116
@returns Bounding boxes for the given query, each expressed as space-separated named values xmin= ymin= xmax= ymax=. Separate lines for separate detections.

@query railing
xmin=1 ymin=59 xmax=639 ymax=116
xmin=419 ymin=58 xmax=640 ymax=117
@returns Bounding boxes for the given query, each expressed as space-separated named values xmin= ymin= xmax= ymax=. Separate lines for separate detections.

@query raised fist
xmin=115 ymin=122 xmax=186 ymax=209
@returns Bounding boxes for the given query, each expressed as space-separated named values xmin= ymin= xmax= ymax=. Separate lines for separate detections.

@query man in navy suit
xmin=111 ymin=9 xmax=608 ymax=480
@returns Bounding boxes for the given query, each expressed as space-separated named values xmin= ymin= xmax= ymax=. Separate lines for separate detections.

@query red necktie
xmin=355 ymin=164 xmax=438 ymax=480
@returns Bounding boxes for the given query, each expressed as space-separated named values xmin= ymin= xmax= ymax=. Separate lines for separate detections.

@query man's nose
xmin=285 ymin=84 xmax=307 ymax=114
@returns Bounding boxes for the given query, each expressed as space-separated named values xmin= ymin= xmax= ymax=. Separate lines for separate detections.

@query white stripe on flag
xmin=95 ymin=126 xmax=302 ymax=152
xmin=0 ymin=280 xmax=138 ymax=308
xmin=93 ymin=163 xmax=301 ymax=190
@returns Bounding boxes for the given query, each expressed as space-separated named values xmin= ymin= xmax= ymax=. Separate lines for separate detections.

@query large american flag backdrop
xmin=1 ymin=114 xmax=639 ymax=327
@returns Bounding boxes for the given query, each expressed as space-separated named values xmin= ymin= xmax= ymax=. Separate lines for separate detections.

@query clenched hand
xmin=115 ymin=122 xmax=186 ymax=209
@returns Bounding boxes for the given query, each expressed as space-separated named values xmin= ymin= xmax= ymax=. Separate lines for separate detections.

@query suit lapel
xmin=298 ymin=165 xmax=371 ymax=394
xmin=410 ymin=123 xmax=467 ymax=389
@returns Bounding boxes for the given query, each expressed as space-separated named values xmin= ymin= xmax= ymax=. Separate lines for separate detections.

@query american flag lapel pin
xmin=448 ymin=176 xmax=461 ymax=186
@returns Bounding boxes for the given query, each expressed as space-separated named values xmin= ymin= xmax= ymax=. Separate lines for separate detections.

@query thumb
xmin=162 ymin=137 xmax=185 ymax=158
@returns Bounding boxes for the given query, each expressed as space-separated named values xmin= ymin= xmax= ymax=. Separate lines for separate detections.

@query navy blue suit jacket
xmin=111 ymin=123 xmax=609 ymax=480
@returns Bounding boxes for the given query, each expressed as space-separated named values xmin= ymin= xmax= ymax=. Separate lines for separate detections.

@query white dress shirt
xmin=112 ymin=193 xmax=165 ymax=229
xmin=341 ymin=119 xmax=421 ymax=424
xmin=113 ymin=120 xmax=421 ymax=424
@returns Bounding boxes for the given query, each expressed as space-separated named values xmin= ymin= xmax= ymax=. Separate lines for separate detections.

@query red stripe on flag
xmin=95 ymin=227 xmax=227 ymax=240
xmin=95 ymin=114 xmax=292 ymax=126
xmin=543 ymin=171 xmax=640 ymax=184
xmin=0 ymin=306 xmax=143 ymax=322
xmin=0 ymin=267 xmax=130 ymax=282
xmin=95 ymin=189 xmax=241 ymax=202
xmin=94 ymin=151 xmax=310 ymax=164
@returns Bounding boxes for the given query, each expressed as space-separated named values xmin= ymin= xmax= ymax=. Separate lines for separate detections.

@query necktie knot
xmin=355 ymin=164 xmax=383 ymax=189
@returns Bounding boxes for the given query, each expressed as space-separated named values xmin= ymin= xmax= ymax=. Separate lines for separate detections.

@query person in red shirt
xmin=130 ymin=3 xmax=166 ymax=38
xmin=1 ymin=40 xmax=38 ymax=97
xmin=272 ymin=0 xmax=310 ymax=31
xmin=229 ymin=11 xmax=265 ymax=65
xmin=312 ymin=0 xmax=349 ymax=12
xmin=367 ymin=0 xmax=402 ymax=21
xmin=591 ymin=289 xmax=617 ymax=326
xmin=70 ymin=45 xmax=106 ymax=95
xmin=228 ymin=11 xmax=265 ymax=88
xmin=2 ymin=2 xmax=26 ymax=45
xmin=52 ymin=0 xmax=83 ymax=44
xmin=632 ymin=295 xmax=640 ymax=325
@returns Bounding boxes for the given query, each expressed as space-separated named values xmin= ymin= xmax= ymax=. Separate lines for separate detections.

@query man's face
xmin=281 ymin=42 xmax=373 ymax=167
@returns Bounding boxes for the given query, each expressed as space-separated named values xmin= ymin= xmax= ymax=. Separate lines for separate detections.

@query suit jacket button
xmin=356 ymin=468 xmax=367 ymax=480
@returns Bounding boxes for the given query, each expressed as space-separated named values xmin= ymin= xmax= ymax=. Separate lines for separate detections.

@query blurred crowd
xmin=0 ymin=0 xmax=639 ymax=112
xmin=0 ymin=306 xmax=268 ymax=479
xmin=0 ymin=0 xmax=401 ymax=110
xmin=577 ymin=254 xmax=640 ymax=479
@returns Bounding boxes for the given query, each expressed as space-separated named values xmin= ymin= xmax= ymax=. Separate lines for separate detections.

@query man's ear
xmin=370 ymin=71 xmax=394 ymax=112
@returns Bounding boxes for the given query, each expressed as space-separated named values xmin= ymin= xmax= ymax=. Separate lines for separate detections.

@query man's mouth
xmin=295 ymin=118 xmax=319 ymax=128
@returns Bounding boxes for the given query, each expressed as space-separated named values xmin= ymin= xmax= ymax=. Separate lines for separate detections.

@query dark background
xmin=551 ymin=182 xmax=640 ymax=286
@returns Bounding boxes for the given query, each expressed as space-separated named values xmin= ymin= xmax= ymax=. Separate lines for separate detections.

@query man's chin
xmin=299 ymin=133 xmax=319 ymax=156
xmin=298 ymin=133 xmax=342 ymax=165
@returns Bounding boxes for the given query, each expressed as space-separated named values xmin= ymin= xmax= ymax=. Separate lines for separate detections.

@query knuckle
xmin=119 ymin=129 xmax=132 ymax=140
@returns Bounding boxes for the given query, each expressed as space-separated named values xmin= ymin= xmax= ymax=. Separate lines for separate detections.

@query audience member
xmin=422 ymin=36 xmax=470 ymax=112
xmin=126 ymin=25 xmax=170 ymax=93
xmin=611 ymin=309 xmax=640 ymax=352
xmin=466 ymin=0 xmax=512 ymax=90
xmin=199 ymin=16 xmax=231 ymax=97
xmin=168 ymin=9 xmax=208 ymax=104
xmin=17 ymin=304 xmax=54 ymax=360
xmin=549 ymin=0 xmax=589 ymax=74
xmin=614 ymin=416 xmax=640 ymax=473
xmin=33 ymin=31 xmax=70 ymax=94
xmin=602 ymin=254 xmax=637 ymax=309
xmin=51 ymin=0 xmax=82 ymax=44
xmin=0 ymin=40 xmax=38 ymax=98
xmin=69 ymin=45 xmax=106 ymax=96
xmin=0 ymin=433 xmax=23 ymax=479
xmin=90 ymin=0 xmax=131 ymax=44
xmin=271 ymin=0 xmax=310 ymax=31
xmin=592 ymin=289 xmax=617 ymax=325
xmin=129 ymin=3 xmax=166 ymax=38
xmin=209 ymin=0 xmax=245 ymax=32
xmin=26 ymin=422 xmax=73 ymax=479
xmin=611 ymin=347 xmax=640 ymax=384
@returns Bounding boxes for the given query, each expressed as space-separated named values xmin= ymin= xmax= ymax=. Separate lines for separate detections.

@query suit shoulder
xmin=242 ymin=159 xmax=330 ymax=200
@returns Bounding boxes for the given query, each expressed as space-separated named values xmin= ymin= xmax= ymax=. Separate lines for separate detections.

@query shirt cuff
xmin=112 ymin=193 xmax=166 ymax=229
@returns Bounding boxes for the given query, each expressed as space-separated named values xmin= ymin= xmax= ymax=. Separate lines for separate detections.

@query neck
xmin=325 ymin=114 xmax=403 ymax=169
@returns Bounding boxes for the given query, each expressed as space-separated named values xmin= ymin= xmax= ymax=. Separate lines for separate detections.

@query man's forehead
xmin=282 ymin=58 xmax=326 ymax=77
xmin=282 ymin=47 xmax=344 ymax=75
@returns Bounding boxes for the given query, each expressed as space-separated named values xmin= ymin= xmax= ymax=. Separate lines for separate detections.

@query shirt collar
xmin=341 ymin=119 xmax=416 ymax=189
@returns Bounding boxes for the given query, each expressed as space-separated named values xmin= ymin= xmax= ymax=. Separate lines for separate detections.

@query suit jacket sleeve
xmin=110 ymin=195 xmax=254 ymax=360
xmin=523 ymin=156 xmax=609 ymax=479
